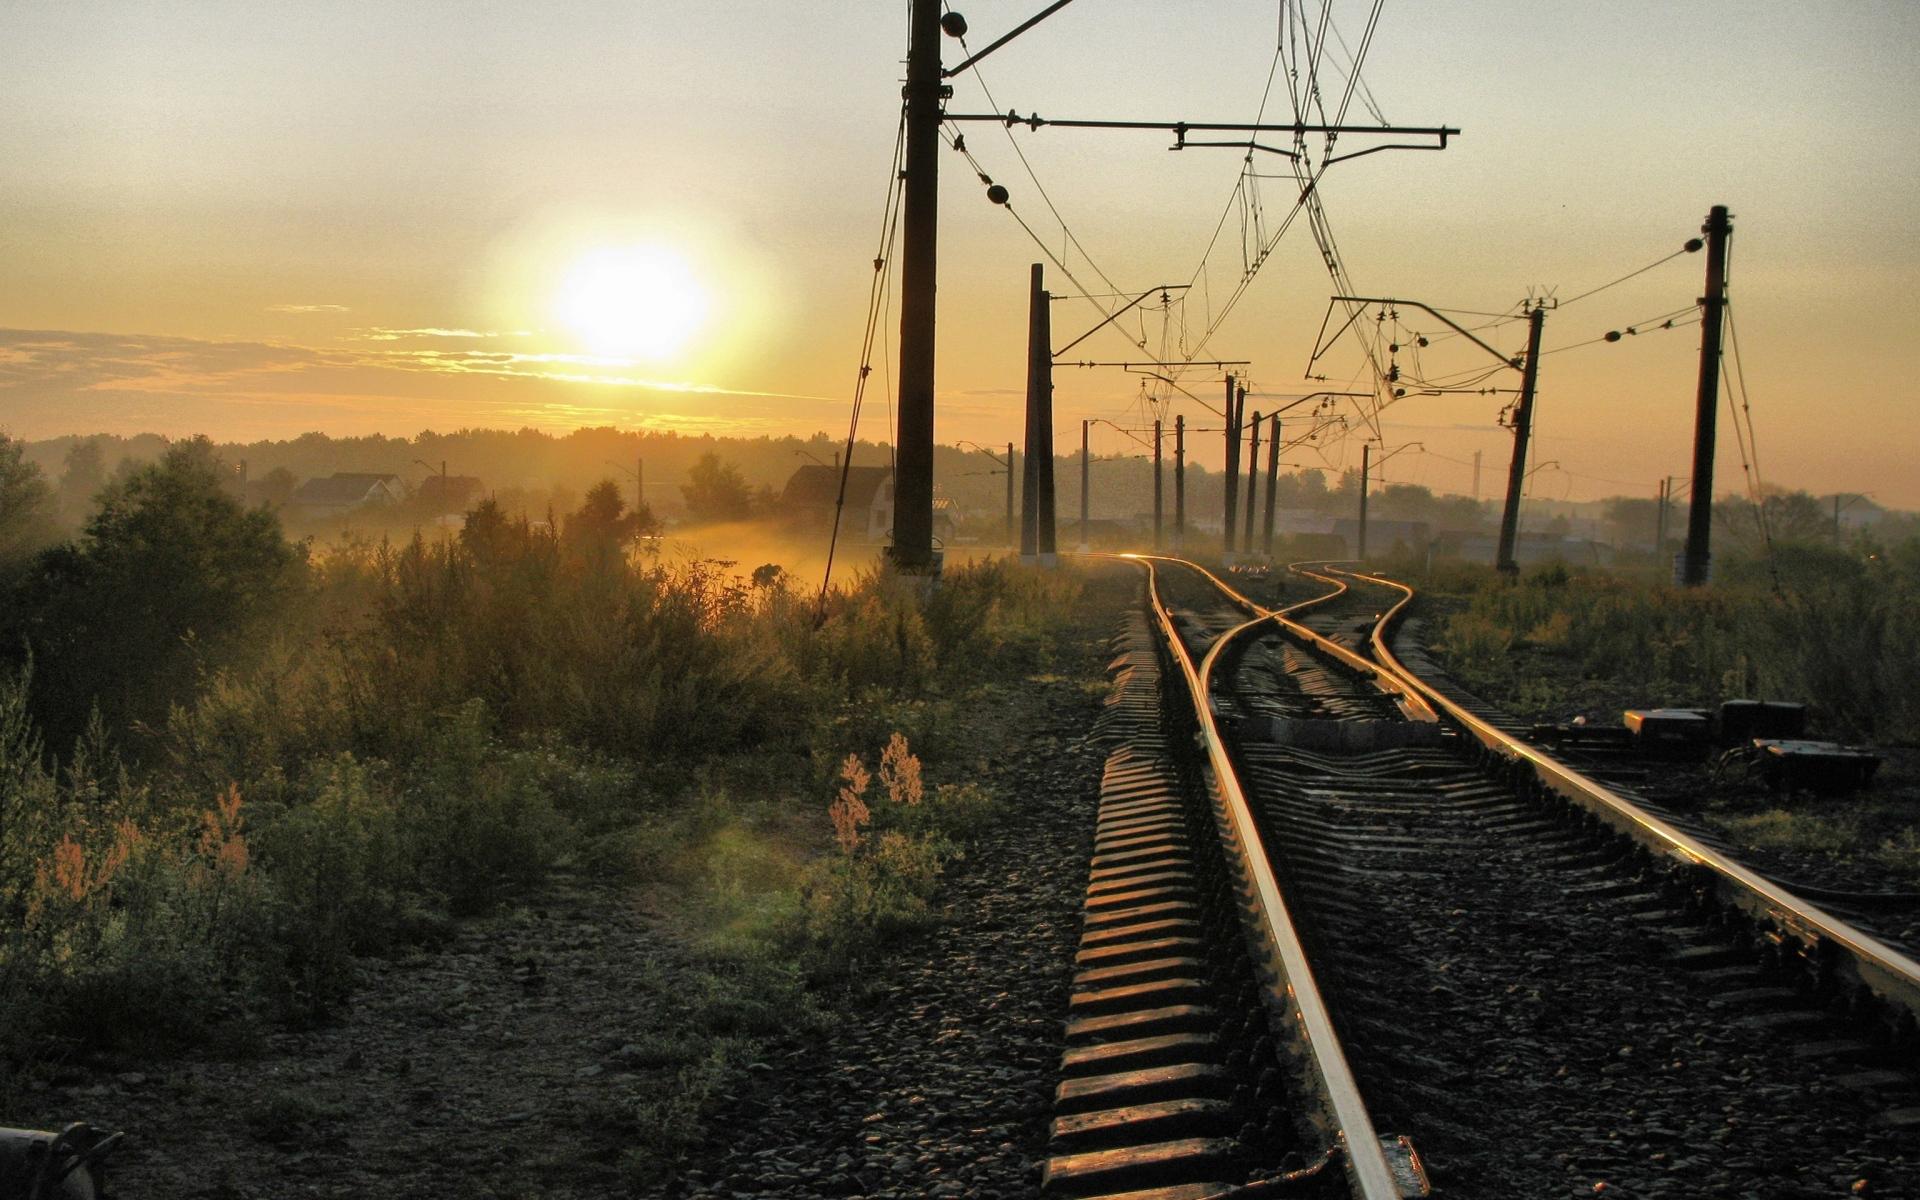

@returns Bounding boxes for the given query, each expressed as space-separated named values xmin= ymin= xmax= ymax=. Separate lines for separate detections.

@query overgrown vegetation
xmin=0 ymin=434 xmax=1084 ymax=1161
xmin=1425 ymin=540 xmax=1920 ymax=745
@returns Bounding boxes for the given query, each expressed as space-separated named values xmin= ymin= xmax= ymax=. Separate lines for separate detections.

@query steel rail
xmin=1156 ymin=556 xmax=1437 ymax=724
xmin=1120 ymin=554 xmax=1405 ymax=1200
xmin=1331 ymin=565 xmax=1920 ymax=1031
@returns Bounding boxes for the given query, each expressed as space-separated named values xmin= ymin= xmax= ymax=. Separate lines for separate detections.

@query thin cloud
xmin=265 ymin=303 xmax=351 ymax=314
xmin=0 ymin=327 xmax=838 ymax=441
xmin=354 ymin=327 xmax=534 ymax=341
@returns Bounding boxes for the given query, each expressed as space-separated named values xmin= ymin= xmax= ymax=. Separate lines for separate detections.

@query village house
xmin=290 ymin=472 xmax=405 ymax=520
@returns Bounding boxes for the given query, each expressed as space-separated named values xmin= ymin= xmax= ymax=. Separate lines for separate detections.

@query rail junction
xmin=1045 ymin=556 xmax=1920 ymax=1198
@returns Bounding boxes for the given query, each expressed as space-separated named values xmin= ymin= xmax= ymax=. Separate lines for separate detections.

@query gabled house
xmin=291 ymin=472 xmax=405 ymax=519
xmin=781 ymin=465 xmax=895 ymax=543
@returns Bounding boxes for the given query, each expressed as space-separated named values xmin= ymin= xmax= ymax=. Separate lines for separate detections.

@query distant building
xmin=781 ymin=465 xmax=895 ymax=543
xmin=291 ymin=472 xmax=405 ymax=519
xmin=778 ymin=465 xmax=959 ymax=545
xmin=415 ymin=473 xmax=485 ymax=512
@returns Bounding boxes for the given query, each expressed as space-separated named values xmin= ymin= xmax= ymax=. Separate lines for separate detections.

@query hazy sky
xmin=4 ymin=2 xmax=1917 ymax=505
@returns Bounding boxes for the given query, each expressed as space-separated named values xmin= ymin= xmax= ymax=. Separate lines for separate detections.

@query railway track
xmin=1045 ymin=556 xmax=1920 ymax=1199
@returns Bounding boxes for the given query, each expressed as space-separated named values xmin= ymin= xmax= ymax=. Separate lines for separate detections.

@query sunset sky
xmin=4 ymin=1 xmax=1917 ymax=506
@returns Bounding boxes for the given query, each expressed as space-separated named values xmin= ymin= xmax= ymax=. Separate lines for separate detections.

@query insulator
xmin=986 ymin=184 xmax=1010 ymax=205
xmin=1604 ymin=330 xmax=1622 ymax=343
xmin=1417 ymin=336 xmax=1429 ymax=347
xmin=1685 ymin=237 xmax=1704 ymax=253
xmin=940 ymin=11 xmax=969 ymax=37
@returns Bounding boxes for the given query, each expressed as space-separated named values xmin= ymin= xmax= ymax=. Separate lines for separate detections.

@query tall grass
xmin=2 ymin=512 xmax=1074 ymax=1086
xmin=1431 ymin=542 xmax=1920 ymax=743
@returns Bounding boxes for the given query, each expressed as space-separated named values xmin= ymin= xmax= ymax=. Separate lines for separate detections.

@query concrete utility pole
xmin=1243 ymin=410 xmax=1261 ymax=554
xmin=1174 ymin=415 xmax=1186 ymax=552
xmin=1495 ymin=304 xmax=1546 ymax=574
xmin=1262 ymin=413 xmax=1280 ymax=556
xmin=890 ymin=0 xmax=947 ymax=574
xmin=1222 ymin=379 xmax=1242 ymax=555
xmin=1152 ymin=419 xmax=1163 ymax=550
xmin=1471 ymin=449 xmax=1481 ymax=503
xmin=1358 ymin=443 xmax=1371 ymax=561
xmin=1683 ymin=205 xmax=1732 ymax=587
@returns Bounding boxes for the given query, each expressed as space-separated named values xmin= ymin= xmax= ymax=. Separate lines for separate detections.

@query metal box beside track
xmin=1623 ymin=708 xmax=1713 ymax=757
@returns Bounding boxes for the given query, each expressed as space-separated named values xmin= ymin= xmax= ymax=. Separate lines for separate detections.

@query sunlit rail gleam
xmin=1118 ymin=553 xmax=1408 ymax=1200
xmin=1323 ymin=564 xmax=1920 ymax=1028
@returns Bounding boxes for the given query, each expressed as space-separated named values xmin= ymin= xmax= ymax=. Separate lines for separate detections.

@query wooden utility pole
xmin=1174 ymin=415 xmax=1186 ymax=551
xmin=1495 ymin=304 xmax=1546 ymax=573
xmin=1152 ymin=419 xmax=1163 ymax=550
xmin=891 ymin=0 xmax=943 ymax=574
xmin=1358 ymin=443 xmax=1371 ymax=561
xmin=1262 ymin=413 xmax=1280 ymax=556
xmin=1243 ymin=410 xmax=1261 ymax=554
xmin=1683 ymin=205 xmax=1732 ymax=587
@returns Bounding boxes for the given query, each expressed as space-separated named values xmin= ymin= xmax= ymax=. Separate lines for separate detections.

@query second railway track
xmin=1048 ymin=555 xmax=1920 ymax=1199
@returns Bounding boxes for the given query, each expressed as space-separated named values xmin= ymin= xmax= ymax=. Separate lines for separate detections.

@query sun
xmin=553 ymin=243 xmax=711 ymax=360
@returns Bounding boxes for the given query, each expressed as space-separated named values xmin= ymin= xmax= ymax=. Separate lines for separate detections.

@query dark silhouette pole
xmin=1079 ymin=419 xmax=1089 ymax=551
xmin=891 ymin=0 xmax=943 ymax=573
xmin=1005 ymin=442 xmax=1015 ymax=548
xmin=1358 ymin=443 xmax=1371 ymax=561
xmin=1495 ymin=304 xmax=1546 ymax=573
xmin=1243 ymin=410 xmax=1261 ymax=554
xmin=1021 ymin=264 xmax=1043 ymax=560
xmin=1262 ymin=414 xmax=1280 ymax=556
xmin=1222 ymin=378 xmax=1242 ymax=554
xmin=1152 ymin=419 xmax=1163 ymax=550
xmin=1683 ymin=205 xmax=1732 ymax=586
xmin=1174 ymin=414 xmax=1186 ymax=552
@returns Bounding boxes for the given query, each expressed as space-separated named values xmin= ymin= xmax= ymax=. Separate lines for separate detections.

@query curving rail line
xmin=1329 ymin=563 xmax=1920 ymax=1038
xmin=1091 ymin=551 xmax=1920 ymax=1198
xmin=1133 ymin=555 xmax=1411 ymax=1199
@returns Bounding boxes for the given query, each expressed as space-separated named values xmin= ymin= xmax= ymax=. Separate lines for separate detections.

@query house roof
xmin=782 ymin=465 xmax=891 ymax=510
xmin=292 ymin=472 xmax=402 ymax=506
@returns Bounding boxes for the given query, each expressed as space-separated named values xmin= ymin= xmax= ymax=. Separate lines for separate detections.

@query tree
xmin=0 ymin=435 xmax=58 ymax=575
xmin=10 ymin=438 xmax=301 ymax=754
xmin=680 ymin=453 xmax=753 ymax=523
xmin=56 ymin=438 xmax=108 ymax=524
xmin=258 ymin=466 xmax=299 ymax=507
xmin=1603 ymin=496 xmax=1660 ymax=548
xmin=566 ymin=479 xmax=657 ymax=553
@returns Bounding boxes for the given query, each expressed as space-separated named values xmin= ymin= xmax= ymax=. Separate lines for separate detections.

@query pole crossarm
xmin=943 ymin=112 xmax=1458 ymax=157
xmin=1310 ymin=296 xmax=1522 ymax=377
xmin=1066 ymin=360 xmax=1249 ymax=369
xmin=1086 ymin=418 xmax=1157 ymax=453
xmin=953 ymin=440 xmax=1010 ymax=469
xmin=941 ymin=0 xmax=1079 ymax=79
xmin=1053 ymin=283 xmax=1190 ymax=359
